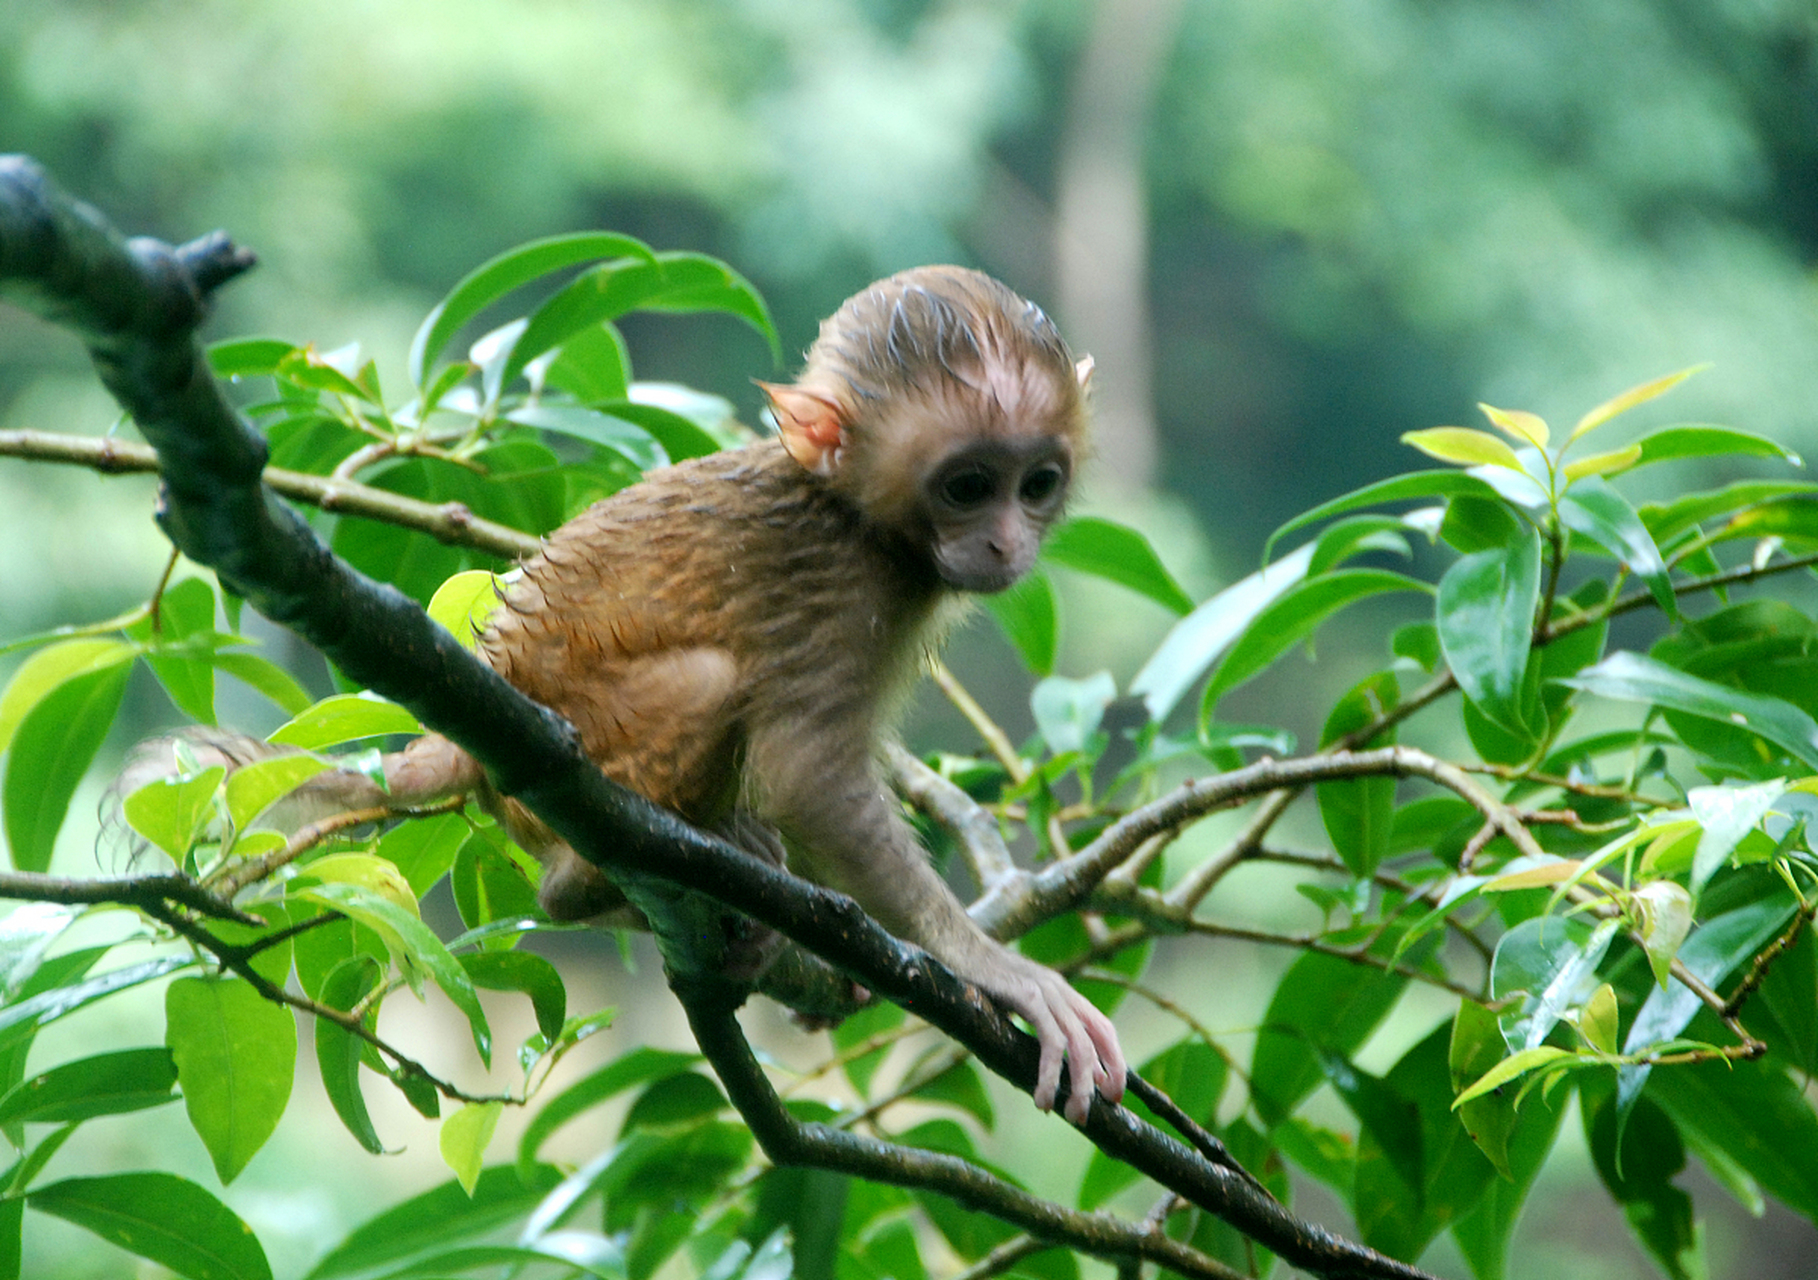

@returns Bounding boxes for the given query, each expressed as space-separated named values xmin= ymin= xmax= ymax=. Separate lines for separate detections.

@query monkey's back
xmin=478 ymin=439 xmax=943 ymax=821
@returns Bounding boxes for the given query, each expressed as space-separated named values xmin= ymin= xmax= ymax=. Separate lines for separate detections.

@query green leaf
xmin=504 ymin=252 xmax=778 ymax=389
xmin=1561 ymin=443 xmax=1643 ymax=482
xmin=1401 ymin=426 xmax=1526 ymax=470
xmin=1251 ymin=950 xmax=1409 ymax=1126
xmin=518 ymin=1047 xmax=701 ymax=1177
xmin=505 ymin=405 xmax=668 ymax=473
xmin=623 ymin=1072 xmax=729 ymax=1131
xmin=3 ymin=660 xmax=130 ymax=872
xmin=0 ymin=955 xmax=190 ymax=1057
xmin=208 ymin=337 xmax=299 ymax=379
xmin=1491 ymin=916 xmax=1615 ymax=1052
xmin=122 ymin=765 xmax=226 ymax=861
xmin=597 ymin=1122 xmax=753 ymax=1230
xmin=0 ymin=638 xmax=134 ymax=756
xmin=131 ymin=578 xmax=223 ymax=724
xmin=1640 ymin=479 xmax=1818 ymax=545
xmin=459 ymin=950 xmax=566 ymax=1044
xmin=29 ymin=1171 xmax=271 ymax=1280
xmin=409 ymin=232 xmax=657 ymax=385
xmin=1557 ymin=476 xmax=1675 ymax=618
xmin=1617 ymin=888 xmax=1798 ymax=1116
xmin=441 ymin=1101 xmax=504 ymax=1195
xmin=907 ymin=1060 xmax=995 ymax=1130
xmin=166 ymin=977 xmax=296 ymax=1184
xmin=591 ymin=396 xmax=730 ymax=461
xmin=1030 ymin=672 xmax=1116 ymax=756
xmin=211 ymin=652 xmax=313 ymax=716
xmin=1309 ymin=514 xmax=1413 ymax=576
xmin=1687 ymin=779 xmax=1786 ymax=898
xmin=379 ymin=812 xmax=471 ymax=899
xmin=1265 ymin=470 xmax=1504 ymax=563
xmin=983 ymin=569 xmax=1057 ymax=675
xmin=1450 ymin=1080 xmax=1569 ymax=1280
xmin=1449 ymin=1001 xmax=1518 ymax=1177
xmin=382 ymin=1244 xmax=630 ymax=1280
xmin=1565 ymin=652 xmax=1818 ymax=771
xmin=1131 ymin=543 xmax=1313 ymax=723
xmin=1201 ymin=568 xmax=1431 ymax=716
xmin=1452 ymin=1046 xmax=1576 ymax=1107
xmin=1436 ymin=526 xmax=1540 ymax=735
xmin=0 ymin=1186 xmax=17 ymax=1278
xmin=1584 ymin=1086 xmax=1701 ymax=1280
xmin=0 ymin=902 xmax=77 ymax=997
xmin=450 ymin=831 xmax=540 ymax=931
xmin=302 ymin=1164 xmax=562 ymax=1280
xmin=222 ymin=752 xmax=333 ymax=832
xmin=269 ymin=694 xmax=421 ymax=751
xmin=1631 ymin=424 xmax=1801 ymax=469
xmin=1581 ymin=983 xmax=1620 ymax=1055
xmin=541 ymin=321 xmax=632 ymax=402
xmin=1317 ymin=670 xmax=1399 ymax=877
xmin=294 ymin=882 xmax=490 ymax=1066
xmin=0 ymin=1047 xmax=177 ymax=1126
xmin=1650 ymin=1056 xmax=1818 ymax=1221
xmin=1041 ymin=517 xmax=1193 ymax=614
xmin=314 ymin=958 xmax=385 ymax=1155
xmin=1353 ymin=1023 xmax=1498 ymax=1262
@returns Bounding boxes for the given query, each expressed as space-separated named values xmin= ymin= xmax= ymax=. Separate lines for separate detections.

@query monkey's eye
xmin=940 ymin=467 xmax=997 ymax=509
xmin=1019 ymin=464 xmax=1064 ymax=504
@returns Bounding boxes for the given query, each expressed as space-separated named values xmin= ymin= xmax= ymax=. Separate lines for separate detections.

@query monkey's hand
xmin=981 ymin=945 xmax=1126 ymax=1125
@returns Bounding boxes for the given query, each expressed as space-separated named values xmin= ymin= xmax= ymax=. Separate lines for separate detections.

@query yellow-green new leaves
xmin=1400 ymin=426 xmax=1524 ymax=472
xmin=428 ymin=571 xmax=507 ymax=650
xmin=1570 ymin=365 xmax=1707 ymax=443
xmin=1452 ymin=1046 xmax=1576 ymax=1109
xmin=122 ymin=766 xmax=226 ymax=861
xmin=1563 ymin=443 xmax=1643 ymax=482
xmin=440 ymin=1102 xmax=504 ymax=1196
xmin=1480 ymin=403 xmax=1549 ymax=450
xmin=1580 ymin=983 xmax=1620 ymax=1055
xmin=1634 ymin=883 xmax=1694 ymax=989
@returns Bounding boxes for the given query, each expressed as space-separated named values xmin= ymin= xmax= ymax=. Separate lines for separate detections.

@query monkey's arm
xmin=753 ymin=725 xmax=1125 ymax=1123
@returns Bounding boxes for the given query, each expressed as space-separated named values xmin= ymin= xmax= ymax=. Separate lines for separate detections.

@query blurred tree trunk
xmin=1054 ymin=0 xmax=1182 ymax=496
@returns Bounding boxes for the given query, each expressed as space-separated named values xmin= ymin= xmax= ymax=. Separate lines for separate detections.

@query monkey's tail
xmin=103 ymin=728 xmax=481 ymax=861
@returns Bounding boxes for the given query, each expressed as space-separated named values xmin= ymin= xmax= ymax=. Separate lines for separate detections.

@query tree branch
xmin=0 ymin=427 xmax=541 ymax=561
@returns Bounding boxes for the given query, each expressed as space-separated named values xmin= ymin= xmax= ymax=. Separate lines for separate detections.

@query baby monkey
xmin=235 ymin=267 xmax=1123 ymax=1120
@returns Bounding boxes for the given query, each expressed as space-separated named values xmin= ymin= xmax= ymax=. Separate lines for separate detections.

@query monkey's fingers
xmin=1013 ymin=969 xmax=1121 ymax=1125
xmin=1052 ymin=984 xmax=1124 ymax=1125
xmin=1077 ymin=990 xmax=1127 ymax=1107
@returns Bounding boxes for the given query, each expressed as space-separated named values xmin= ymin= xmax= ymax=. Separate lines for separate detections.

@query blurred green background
xmin=3 ymin=1 xmax=1817 ymax=1276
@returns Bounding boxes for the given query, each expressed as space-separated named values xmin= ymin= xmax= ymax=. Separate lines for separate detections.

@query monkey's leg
xmin=522 ymin=647 xmax=740 ymax=921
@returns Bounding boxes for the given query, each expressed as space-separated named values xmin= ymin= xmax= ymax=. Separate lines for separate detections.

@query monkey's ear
xmin=760 ymin=381 xmax=849 ymax=477
xmin=1074 ymin=355 xmax=1095 ymax=393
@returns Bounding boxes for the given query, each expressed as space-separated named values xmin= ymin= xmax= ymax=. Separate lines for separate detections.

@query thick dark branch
xmin=678 ymin=981 xmax=1248 ymax=1280
xmin=0 ymin=156 xmax=1438 ymax=1280
xmin=0 ymin=868 xmax=260 ymax=925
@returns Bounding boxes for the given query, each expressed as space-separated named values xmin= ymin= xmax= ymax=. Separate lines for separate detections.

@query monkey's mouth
xmin=939 ymin=564 xmax=1023 ymax=594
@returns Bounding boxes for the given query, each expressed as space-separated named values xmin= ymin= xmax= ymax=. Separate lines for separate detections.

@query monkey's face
xmin=923 ymin=438 xmax=1072 ymax=593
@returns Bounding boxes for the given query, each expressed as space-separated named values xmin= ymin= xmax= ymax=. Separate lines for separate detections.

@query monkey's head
xmin=761 ymin=266 xmax=1093 ymax=594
